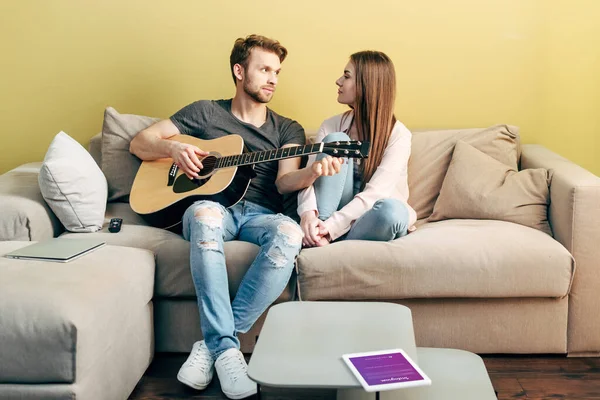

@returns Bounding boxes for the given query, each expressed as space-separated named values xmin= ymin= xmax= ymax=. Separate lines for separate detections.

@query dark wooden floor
xmin=129 ymin=353 xmax=600 ymax=399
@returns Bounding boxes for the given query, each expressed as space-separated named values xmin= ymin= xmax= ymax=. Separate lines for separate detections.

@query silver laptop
xmin=4 ymin=238 xmax=106 ymax=263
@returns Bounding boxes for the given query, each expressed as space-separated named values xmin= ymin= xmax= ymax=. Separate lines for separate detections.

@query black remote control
xmin=109 ymin=218 xmax=122 ymax=233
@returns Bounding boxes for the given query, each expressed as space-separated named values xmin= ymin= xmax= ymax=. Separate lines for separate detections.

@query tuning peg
xmin=355 ymin=150 xmax=360 ymax=155
xmin=335 ymin=141 xmax=340 ymax=145
xmin=346 ymin=141 xmax=351 ymax=145
xmin=333 ymin=149 xmax=338 ymax=154
xmin=357 ymin=141 xmax=362 ymax=145
xmin=344 ymin=150 xmax=349 ymax=154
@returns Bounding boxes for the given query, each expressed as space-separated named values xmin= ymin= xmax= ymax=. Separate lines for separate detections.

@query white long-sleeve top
xmin=297 ymin=112 xmax=417 ymax=241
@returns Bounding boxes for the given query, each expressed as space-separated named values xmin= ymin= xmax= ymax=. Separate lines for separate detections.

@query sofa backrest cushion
xmin=429 ymin=141 xmax=551 ymax=234
xmin=101 ymin=107 xmax=159 ymax=202
xmin=407 ymin=124 xmax=520 ymax=220
xmin=38 ymin=131 xmax=107 ymax=233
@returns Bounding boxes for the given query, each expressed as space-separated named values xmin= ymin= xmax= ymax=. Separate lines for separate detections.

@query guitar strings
xmin=199 ymin=151 xmax=358 ymax=169
xmin=199 ymin=151 xmax=307 ymax=169
xmin=194 ymin=143 xmax=361 ymax=170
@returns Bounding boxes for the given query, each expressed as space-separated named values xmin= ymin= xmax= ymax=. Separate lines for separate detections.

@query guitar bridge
xmin=168 ymin=163 xmax=178 ymax=186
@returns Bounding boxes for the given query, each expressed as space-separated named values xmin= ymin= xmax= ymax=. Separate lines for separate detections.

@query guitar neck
xmin=216 ymin=143 xmax=325 ymax=168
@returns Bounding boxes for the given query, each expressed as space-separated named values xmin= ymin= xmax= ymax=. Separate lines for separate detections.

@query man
xmin=130 ymin=34 xmax=341 ymax=399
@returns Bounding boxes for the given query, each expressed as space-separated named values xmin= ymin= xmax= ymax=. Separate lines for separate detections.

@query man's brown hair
xmin=229 ymin=34 xmax=288 ymax=84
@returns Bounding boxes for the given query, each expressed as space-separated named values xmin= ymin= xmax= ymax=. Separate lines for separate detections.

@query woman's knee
xmin=322 ymin=131 xmax=351 ymax=143
xmin=371 ymin=199 xmax=409 ymax=228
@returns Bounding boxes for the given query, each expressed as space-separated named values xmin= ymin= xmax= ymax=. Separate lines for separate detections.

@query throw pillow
xmin=38 ymin=131 xmax=107 ymax=233
xmin=408 ymin=124 xmax=520 ymax=220
xmin=428 ymin=140 xmax=552 ymax=235
xmin=101 ymin=107 xmax=160 ymax=202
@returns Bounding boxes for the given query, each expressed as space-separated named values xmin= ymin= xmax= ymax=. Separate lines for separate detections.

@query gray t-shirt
xmin=170 ymin=99 xmax=305 ymax=214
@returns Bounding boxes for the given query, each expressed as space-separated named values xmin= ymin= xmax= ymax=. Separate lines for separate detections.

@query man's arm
xmin=275 ymin=144 xmax=342 ymax=194
xmin=129 ymin=119 xmax=208 ymax=179
xmin=129 ymin=119 xmax=181 ymax=160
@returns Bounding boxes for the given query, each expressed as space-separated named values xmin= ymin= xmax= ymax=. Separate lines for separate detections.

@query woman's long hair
xmin=343 ymin=51 xmax=397 ymax=189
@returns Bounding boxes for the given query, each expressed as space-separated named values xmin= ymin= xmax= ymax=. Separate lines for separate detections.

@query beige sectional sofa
xmin=0 ymin=241 xmax=154 ymax=400
xmin=1 ymin=120 xmax=599 ymax=399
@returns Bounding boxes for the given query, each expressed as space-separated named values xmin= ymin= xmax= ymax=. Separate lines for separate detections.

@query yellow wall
xmin=1 ymin=0 xmax=598 ymax=175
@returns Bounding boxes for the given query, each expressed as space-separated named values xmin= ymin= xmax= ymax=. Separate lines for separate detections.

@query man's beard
xmin=243 ymin=78 xmax=274 ymax=104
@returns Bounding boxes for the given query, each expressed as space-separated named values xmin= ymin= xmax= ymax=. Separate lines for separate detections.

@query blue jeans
xmin=182 ymin=200 xmax=302 ymax=358
xmin=314 ymin=132 xmax=409 ymax=241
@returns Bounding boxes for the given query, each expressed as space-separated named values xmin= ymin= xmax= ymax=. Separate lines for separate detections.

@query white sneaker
xmin=215 ymin=348 xmax=257 ymax=399
xmin=177 ymin=340 xmax=214 ymax=390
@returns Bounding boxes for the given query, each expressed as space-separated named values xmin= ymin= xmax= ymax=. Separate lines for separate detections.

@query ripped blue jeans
xmin=182 ymin=200 xmax=302 ymax=359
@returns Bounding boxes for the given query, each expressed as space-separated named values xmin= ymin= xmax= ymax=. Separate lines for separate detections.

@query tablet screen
xmin=347 ymin=351 xmax=426 ymax=387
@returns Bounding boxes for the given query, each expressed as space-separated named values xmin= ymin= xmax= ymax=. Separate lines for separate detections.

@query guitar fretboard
xmin=215 ymin=143 xmax=324 ymax=168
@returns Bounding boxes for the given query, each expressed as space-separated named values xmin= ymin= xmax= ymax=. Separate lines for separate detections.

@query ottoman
xmin=0 ymin=241 xmax=155 ymax=400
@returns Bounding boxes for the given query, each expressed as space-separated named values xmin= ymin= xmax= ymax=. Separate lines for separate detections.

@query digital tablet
xmin=342 ymin=348 xmax=431 ymax=392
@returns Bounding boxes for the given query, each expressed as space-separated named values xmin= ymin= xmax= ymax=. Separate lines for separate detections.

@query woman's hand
xmin=301 ymin=210 xmax=322 ymax=247
xmin=315 ymin=222 xmax=331 ymax=247
xmin=301 ymin=211 xmax=333 ymax=247
xmin=170 ymin=142 xmax=209 ymax=179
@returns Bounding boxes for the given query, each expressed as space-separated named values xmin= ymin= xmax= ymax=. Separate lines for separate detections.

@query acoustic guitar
xmin=130 ymin=134 xmax=370 ymax=229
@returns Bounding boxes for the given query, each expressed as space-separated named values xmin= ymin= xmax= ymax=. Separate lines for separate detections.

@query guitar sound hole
xmin=198 ymin=155 xmax=218 ymax=178
xmin=172 ymin=155 xmax=220 ymax=193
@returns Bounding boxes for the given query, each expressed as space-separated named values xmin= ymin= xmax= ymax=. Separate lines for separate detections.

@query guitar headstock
xmin=322 ymin=141 xmax=370 ymax=159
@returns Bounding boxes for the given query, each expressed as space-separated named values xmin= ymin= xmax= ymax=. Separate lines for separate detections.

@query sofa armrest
xmin=521 ymin=144 xmax=600 ymax=355
xmin=0 ymin=163 xmax=64 ymax=241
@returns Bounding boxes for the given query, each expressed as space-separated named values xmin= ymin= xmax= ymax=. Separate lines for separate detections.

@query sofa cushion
xmin=38 ymin=131 xmax=107 ymax=233
xmin=429 ymin=141 xmax=552 ymax=235
xmin=61 ymin=225 xmax=296 ymax=301
xmin=0 ymin=241 xmax=154 ymax=383
xmin=101 ymin=107 xmax=160 ymax=202
xmin=0 ymin=163 xmax=64 ymax=241
xmin=297 ymin=219 xmax=574 ymax=301
xmin=408 ymin=125 xmax=520 ymax=220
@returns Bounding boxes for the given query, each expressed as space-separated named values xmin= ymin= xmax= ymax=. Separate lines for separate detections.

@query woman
xmin=298 ymin=50 xmax=417 ymax=247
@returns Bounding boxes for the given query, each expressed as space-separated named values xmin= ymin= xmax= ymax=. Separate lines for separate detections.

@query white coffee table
xmin=248 ymin=301 xmax=496 ymax=399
